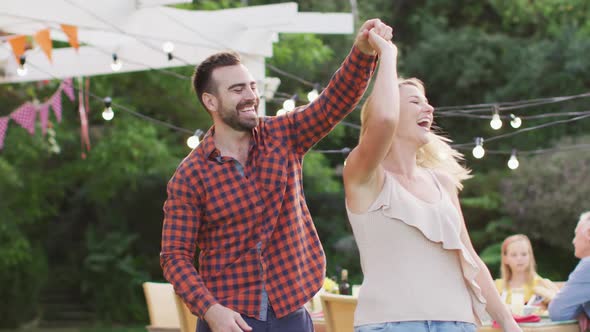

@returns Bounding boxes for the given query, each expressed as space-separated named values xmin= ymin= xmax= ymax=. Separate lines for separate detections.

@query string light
xmin=510 ymin=113 xmax=522 ymax=128
xmin=186 ymin=129 xmax=203 ymax=149
xmin=17 ymin=55 xmax=27 ymax=76
xmin=507 ymin=149 xmax=519 ymax=170
xmin=102 ymin=97 xmax=114 ymax=121
xmin=490 ymin=105 xmax=502 ymax=130
xmin=162 ymin=41 xmax=174 ymax=61
xmin=22 ymin=41 xmax=590 ymax=160
xmin=111 ymin=53 xmax=122 ymax=71
xmin=472 ymin=137 xmax=485 ymax=159
xmin=307 ymin=84 xmax=320 ymax=102
xmin=283 ymin=94 xmax=297 ymax=112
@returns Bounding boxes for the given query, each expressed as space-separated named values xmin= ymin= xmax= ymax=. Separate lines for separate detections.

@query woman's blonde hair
xmin=360 ymin=77 xmax=471 ymax=189
xmin=500 ymin=234 xmax=537 ymax=287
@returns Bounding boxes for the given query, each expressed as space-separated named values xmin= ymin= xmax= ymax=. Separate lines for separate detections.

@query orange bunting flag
xmin=34 ymin=28 xmax=52 ymax=62
xmin=60 ymin=24 xmax=79 ymax=50
xmin=7 ymin=35 xmax=26 ymax=63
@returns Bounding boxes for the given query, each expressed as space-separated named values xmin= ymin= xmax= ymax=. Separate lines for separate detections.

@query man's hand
xmin=203 ymin=304 xmax=252 ymax=332
xmin=367 ymin=28 xmax=397 ymax=57
xmin=355 ymin=19 xmax=393 ymax=55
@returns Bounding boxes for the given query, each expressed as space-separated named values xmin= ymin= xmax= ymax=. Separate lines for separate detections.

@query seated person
xmin=495 ymin=234 xmax=556 ymax=308
xmin=548 ymin=211 xmax=590 ymax=323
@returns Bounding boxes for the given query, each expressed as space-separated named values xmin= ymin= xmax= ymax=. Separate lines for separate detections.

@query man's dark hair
xmin=192 ymin=52 xmax=241 ymax=110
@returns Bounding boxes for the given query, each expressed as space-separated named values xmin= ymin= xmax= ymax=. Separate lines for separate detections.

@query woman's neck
xmin=383 ymin=140 xmax=420 ymax=178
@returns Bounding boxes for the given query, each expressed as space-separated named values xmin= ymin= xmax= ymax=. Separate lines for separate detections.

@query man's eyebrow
xmin=228 ymin=81 xmax=256 ymax=90
xmin=228 ymin=83 xmax=246 ymax=90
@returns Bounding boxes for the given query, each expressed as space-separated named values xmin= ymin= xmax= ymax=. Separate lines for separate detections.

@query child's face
xmin=504 ymin=240 xmax=531 ymax=274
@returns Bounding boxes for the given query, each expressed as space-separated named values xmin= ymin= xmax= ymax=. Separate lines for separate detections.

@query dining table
xmin=312 ymin=318 xmax=580 ymax=332
xmin=477 ymin=318 xmax=580 ymax=332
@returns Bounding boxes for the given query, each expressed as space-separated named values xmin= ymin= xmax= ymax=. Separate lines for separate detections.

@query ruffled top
xmin=346 ymin=170 xmax=487 ymax=326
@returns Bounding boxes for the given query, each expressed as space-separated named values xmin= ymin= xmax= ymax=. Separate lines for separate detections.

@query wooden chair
xmin=175 ymin=293 xmax=199 ymax=332
xmin=320 ymin=293 xmax=357 ymax=332
xmin=142 ymin=282 xmax=181 ymax=332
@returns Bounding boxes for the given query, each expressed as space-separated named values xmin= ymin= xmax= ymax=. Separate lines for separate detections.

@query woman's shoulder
xmin=431 ymin=169 xmax=457 ymax=195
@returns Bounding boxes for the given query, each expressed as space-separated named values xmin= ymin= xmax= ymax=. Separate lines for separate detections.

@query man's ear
xmin=202 ymin=92 xmax=217 ymax=113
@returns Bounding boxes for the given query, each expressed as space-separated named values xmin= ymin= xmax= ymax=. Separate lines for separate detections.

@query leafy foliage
xmin=1 ymin=0 xmax=590 ymax=325
xmin=81 ymin=228 xmax=149 ymax=323
xmin=0 ymin=223 xmax=48 ymax=328
xmin=501 ymin=135 xmax=590 ymax=251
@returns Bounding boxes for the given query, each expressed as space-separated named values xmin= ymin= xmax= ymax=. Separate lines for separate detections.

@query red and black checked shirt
xmin=160 ymin=46 xmax=375 ymax=319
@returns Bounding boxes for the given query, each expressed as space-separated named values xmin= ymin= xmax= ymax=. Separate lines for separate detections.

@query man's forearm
xmin=160 ymin=252 xmax=217 ymax=318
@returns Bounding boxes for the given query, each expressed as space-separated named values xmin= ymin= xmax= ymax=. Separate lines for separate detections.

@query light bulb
xmin=307 ymin=89 xmax=319 ymax=102
xmin=102 ymin=107 xmax=114 ymax=121
xmin=472 ymin=137 xmax=485 ymax=159
xmin=102 ymin=97 xmax=114 ymax=121
xmin=276 ymin=108 xmax=287 ymax=116
xmin=490 ymin=113 xmax=502 ymax=130
xmin=510 ymin=114 xmax=522 ymax=128
xmin=162 ymin=41 xmax=175 ymax=53
xmin=17 ymin=55 xmax=27 ymax=76
xmin=111 ymin=54 xmax=122 ymax=71
xmin=17 ymin=65 xmax=27 ymax=76
xmin=283 ymin=99 xmax=295 ymax=112
xmin=111 ymin=59 xmax=123 ymax=71
xmin=508 ymin=155 xmax=519 ymax=169
xmin=472 ymin=145 xmax=485 ymax=159
xmin=508 ymin=149 xmax=519 ymax=170
xmin=187 ymin=135 xmax=200 ymax=149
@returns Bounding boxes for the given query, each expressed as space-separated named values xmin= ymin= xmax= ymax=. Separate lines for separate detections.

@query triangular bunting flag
xmin=60 ymin=24 xmax=79 ymax=50
xmin=39 ymin=103 xmax=51 ymax=136
xmin=34 ymin=28 xmax=52 ymax=62
xmin=0 ymin=117 xmax=9 ymax=150
xmin=10 ymin=103 xmax=36 ymax=135
xmin=62 ymin=78 xmax=75 ymax=101
xmin=50 ymin=91 xmax=62 ymax=122
xmin=7 ymin=35 xmax=26 ymax=63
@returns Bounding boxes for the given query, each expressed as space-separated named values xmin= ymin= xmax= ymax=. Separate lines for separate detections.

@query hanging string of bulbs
xmin=13 ymin=5 xmax=590 ymax=171
xmin=24 ymin=59 xmax=590 ymax=172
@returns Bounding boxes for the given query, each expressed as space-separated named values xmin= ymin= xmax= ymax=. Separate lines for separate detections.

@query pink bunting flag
xmin=39 ymin=103 xmax=51 ymax=135
xmin=10 ymin=102 xmax=36 ymax=135
xmin=62 ymin=78 xmax=75 ymax=101
xmin=0 ymin=117 xmax=9 ymax=150
xmin=50 ymin=91 xmax=63 ymax=123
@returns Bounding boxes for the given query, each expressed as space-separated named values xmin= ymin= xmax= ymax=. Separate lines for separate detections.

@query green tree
xmin=500 ymin=135 xmax=590 ymax=278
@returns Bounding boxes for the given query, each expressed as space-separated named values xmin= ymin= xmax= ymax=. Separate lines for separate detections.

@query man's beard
xmin=219 ymin=100 xmax=259 ymax=132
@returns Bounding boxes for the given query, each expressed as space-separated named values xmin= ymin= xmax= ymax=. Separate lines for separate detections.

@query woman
xmin=342 ymin=30 xmax=522 ymax=332
xmin=496 ymin=234 xmax=557 ymax=309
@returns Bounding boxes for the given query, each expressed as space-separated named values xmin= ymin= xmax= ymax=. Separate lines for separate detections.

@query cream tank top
xmin=345 ymin=170 xmax=486 ymax=327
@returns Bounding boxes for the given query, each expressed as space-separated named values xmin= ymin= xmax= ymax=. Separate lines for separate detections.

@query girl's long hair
xmin=500 ymin=234 xmax=537 ymax=287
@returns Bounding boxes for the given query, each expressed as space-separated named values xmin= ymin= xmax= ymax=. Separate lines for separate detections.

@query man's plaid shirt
xmin=160 ymin=46 xmax=376 ymax=319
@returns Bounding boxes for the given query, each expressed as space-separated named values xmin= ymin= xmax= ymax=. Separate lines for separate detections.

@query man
xmin=548 ymin=211 xmax=590 ymax=331
xmin=160 ymin=19 xmax=392 ymax=332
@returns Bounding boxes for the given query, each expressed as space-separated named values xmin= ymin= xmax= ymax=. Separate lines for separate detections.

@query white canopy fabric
xmin=0 ymin=1 xmax=352 ymax=114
